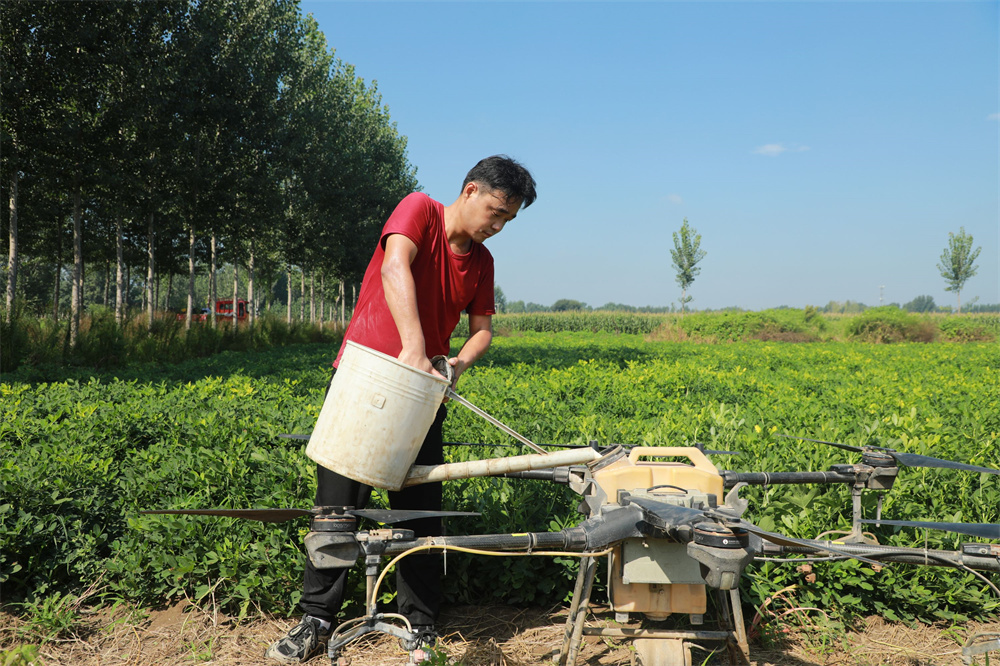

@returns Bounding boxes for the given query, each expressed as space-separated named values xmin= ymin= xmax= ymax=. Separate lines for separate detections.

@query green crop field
xmin=2 ymin=332 xmax=998 ymax=628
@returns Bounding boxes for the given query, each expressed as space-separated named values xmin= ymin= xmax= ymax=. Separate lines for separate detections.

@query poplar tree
xmin=1 ymin=0 xmax=419 ymax=328
xmin=937 ymin=227 xmax=981 ymax=314
xmin=669 ymin=218 xmax=706 ymax=316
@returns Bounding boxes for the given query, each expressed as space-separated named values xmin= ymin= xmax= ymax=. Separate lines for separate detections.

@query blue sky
xmin=299 ymin=0 xmax=998 ymax=311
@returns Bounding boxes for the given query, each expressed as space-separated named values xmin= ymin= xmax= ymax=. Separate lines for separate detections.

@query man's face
xmin=467 ymin=185 xmax=522 ymax=244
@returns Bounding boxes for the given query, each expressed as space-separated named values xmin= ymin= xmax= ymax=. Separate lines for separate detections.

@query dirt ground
xmin=3 ymin=601 xmax=999 ymax=666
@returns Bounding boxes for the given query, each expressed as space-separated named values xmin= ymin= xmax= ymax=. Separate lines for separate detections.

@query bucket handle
xmin=430 ymin=355 xmax=455 ymax=386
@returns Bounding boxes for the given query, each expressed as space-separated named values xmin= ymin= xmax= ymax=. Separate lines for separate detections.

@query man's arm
xmin=449 ymin=313 xmax=493 ymax=387
xmin=381 ymin=233 xmax=435 ymax=374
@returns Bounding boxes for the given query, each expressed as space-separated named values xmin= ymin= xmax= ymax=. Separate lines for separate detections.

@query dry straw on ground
xmin=3 ymin=601 xmax=998 ymax=666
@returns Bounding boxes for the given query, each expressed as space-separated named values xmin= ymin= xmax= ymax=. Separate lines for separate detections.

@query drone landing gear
xmin=326 ymin=612 xmax=431 ymax=665
xmin=557 ymin=557 xmax=750 ymax=666
xmin=325 ymin=532 xmax=435 ymax=665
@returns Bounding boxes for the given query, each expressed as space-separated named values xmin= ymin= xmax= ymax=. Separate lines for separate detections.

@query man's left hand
xmin=447 ymin=357 xmax=468 ymax=390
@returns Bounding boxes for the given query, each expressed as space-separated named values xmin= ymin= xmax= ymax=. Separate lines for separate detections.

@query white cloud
xmin=989 ymin=113 xmax=1000 ymax=121
xmin=754 ymin=143 xmax=810 ymax=157
xmin=667 ymin=193 xmax=683 ymax=204
xmin=755 ymin=143 xmax=787 ymax=156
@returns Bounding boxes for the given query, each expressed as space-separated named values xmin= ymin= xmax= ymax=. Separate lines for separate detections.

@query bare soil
xmin=2 ymin=602 xmax=998 ymax=666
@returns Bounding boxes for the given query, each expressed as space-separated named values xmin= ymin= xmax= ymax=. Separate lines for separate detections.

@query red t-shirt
xmin=334 ymin=192 xmax=495 ymax=367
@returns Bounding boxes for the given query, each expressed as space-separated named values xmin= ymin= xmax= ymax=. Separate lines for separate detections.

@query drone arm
xmin=380 ymin=505 xmax=644 ymax=557
xmin=382 ymin=530 xmax=585 ymax=556
xmin=770 ymin=541 xmax=1000 ymax=573
xmin=722 ymin=470 xmax=858 ymax=488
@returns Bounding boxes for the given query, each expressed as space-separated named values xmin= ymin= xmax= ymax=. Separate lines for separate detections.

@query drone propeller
xmin=625 ymin=496 xmax=707 ymax=531
xmin=281 ymin=433 xmax=740 ymax=456
xmin=514 ymin=442 xmax=739 ymax=455
xmin=140 ymin=508 xmax=480 ymax=525
xmin=778 ymin=435 xmax=1000 ymax=476
xmin=861 ymin=519 xmax=1000 ymax=540
xmin=625 ymin=495 xmax=882 ymax=566
xmin=278 ymin=433 xmax=518 ymax=448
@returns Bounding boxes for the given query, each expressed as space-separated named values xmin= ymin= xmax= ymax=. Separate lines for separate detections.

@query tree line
xmin=1 ymin=0 xmax=419 ymax=342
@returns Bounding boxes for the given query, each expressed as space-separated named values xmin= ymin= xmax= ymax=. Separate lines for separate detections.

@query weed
xmin=14 ymin=592 xmax=83 ymax=643
xmin=0 ymin=644 xmax=40 ymax=666
xmin=185 ymin=637 xmax=217 ymax=662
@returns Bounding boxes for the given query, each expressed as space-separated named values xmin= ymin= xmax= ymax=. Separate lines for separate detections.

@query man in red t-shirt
xmin=268 ymin=156 xmax=537 ymax=664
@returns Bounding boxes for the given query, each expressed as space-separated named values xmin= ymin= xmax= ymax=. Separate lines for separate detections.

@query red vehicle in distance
xmin=177 ymin=299 xmax=251 ymax=322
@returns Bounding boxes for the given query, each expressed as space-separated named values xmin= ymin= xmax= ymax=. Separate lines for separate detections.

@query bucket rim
xmin=344 ymin=341 xmax=451 ymax=386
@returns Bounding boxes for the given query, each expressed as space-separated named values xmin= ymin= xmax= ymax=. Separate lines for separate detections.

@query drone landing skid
xmin=556 ymin=558 xmax=750 ymax=666
xmin=326 ymin=612 xmax=425 ymax=665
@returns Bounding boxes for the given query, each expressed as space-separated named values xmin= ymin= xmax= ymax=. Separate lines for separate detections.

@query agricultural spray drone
xmin=143 ymin=348 xmax=1000 ymax=665
xmin=145 ymin=438 xmax=1000 ymax=665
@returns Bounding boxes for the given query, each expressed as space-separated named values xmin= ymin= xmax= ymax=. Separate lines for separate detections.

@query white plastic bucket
xmin=306 ymin=341 xmax=450 ymax=491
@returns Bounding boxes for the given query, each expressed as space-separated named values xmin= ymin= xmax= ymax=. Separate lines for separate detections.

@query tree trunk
xmin=340 ymin=281 xmax=345 ymax=327
xmin=299 ymin=269 xmax=305 ymax=321
xmin=166 ymin=272 xmax=173 ymax=312
xmin=185 ymin=226 xmax=195 ymax=330
xmin=231 ymin=261 xmax=239 ymax=332
xmin=286 ymin=265 xmax=292 ymax=324
xmin=319 ymin=272 xmax=325 ymax=325
xmin=248 ymin=242 xmax=255 ymax=328
xmin=116 ymin=220 xmax=124 ymax=325
xmin=210 ymin=232 xmax=217 ymax=328
xmin=102 ymin=260 xmax=110 ymax=307
xmin=52 ymin=262 xmax=61 ymax=320
xmin=70 ymin=180 xmax=82 ymax=348
xmin=146 ymin=212 xmax=155 ymax=331
xmin=309 ymin=270 xmax=315 ymax=323
xmin=5 ymin=171 xmax=18 ymax=323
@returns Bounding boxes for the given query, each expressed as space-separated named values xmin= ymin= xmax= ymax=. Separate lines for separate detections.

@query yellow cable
xmin=370 ymin=544 xmax=613 ymax=613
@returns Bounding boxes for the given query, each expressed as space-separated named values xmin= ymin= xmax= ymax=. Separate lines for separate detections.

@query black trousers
xmin=299 ymin=404 xmax=446 ymax=626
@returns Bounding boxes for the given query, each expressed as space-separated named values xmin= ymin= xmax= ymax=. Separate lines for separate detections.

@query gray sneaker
xmin=265 ymin=616 xmax=331 ymax=663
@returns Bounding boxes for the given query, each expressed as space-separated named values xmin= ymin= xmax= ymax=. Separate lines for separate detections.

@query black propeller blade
xmin=352 ymin=509 xmax=481 ymax=524
xmin=140 ymin=508 xmax=480 ymax=525
xmin=533 ymin=442 xmax=738 ymax=455
xmin=278 ymin=433 xmax=518 ymax=448
xmin=692 ymin=442 xmax=741 ymax=456
xmin=283 ymin=434 xmax=738 ymax=456
xmin=861 ymin=519 xmax=1000 ymax=540
xmin=287 ymin=433 xmax=736 ymax=455
xmin=778 ymin=435 xmax=1000 ymax=476
xmin=731 ymin=519 xmax=882 ymax=566
xmin=626 ymin=496 xmax=709 ymax=531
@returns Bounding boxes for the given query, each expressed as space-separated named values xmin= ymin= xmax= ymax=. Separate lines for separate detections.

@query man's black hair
xmin=462 ymin=155 xmax=537 ymax=208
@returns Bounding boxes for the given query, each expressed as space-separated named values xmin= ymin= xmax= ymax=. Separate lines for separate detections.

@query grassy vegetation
xmin=452 ymin=309 xmax=1000 ymax=344
xmin=3 ymin=331 xmax=998 ymax=636
xmin=0 ymin=309 xmax=343 ymax=377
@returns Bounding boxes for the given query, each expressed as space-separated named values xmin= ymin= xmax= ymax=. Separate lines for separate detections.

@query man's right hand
xmin=397 ymin=347 xmax=440 ymax=378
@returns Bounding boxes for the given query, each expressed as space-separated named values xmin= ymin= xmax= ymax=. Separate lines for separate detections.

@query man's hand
xmin=446 ymin=356 xmax=469 ymax=389
xmin=447 ymin=313 xmax=493 ymax=392
xmin=397 ymin=347 xmax=436 ymax=376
